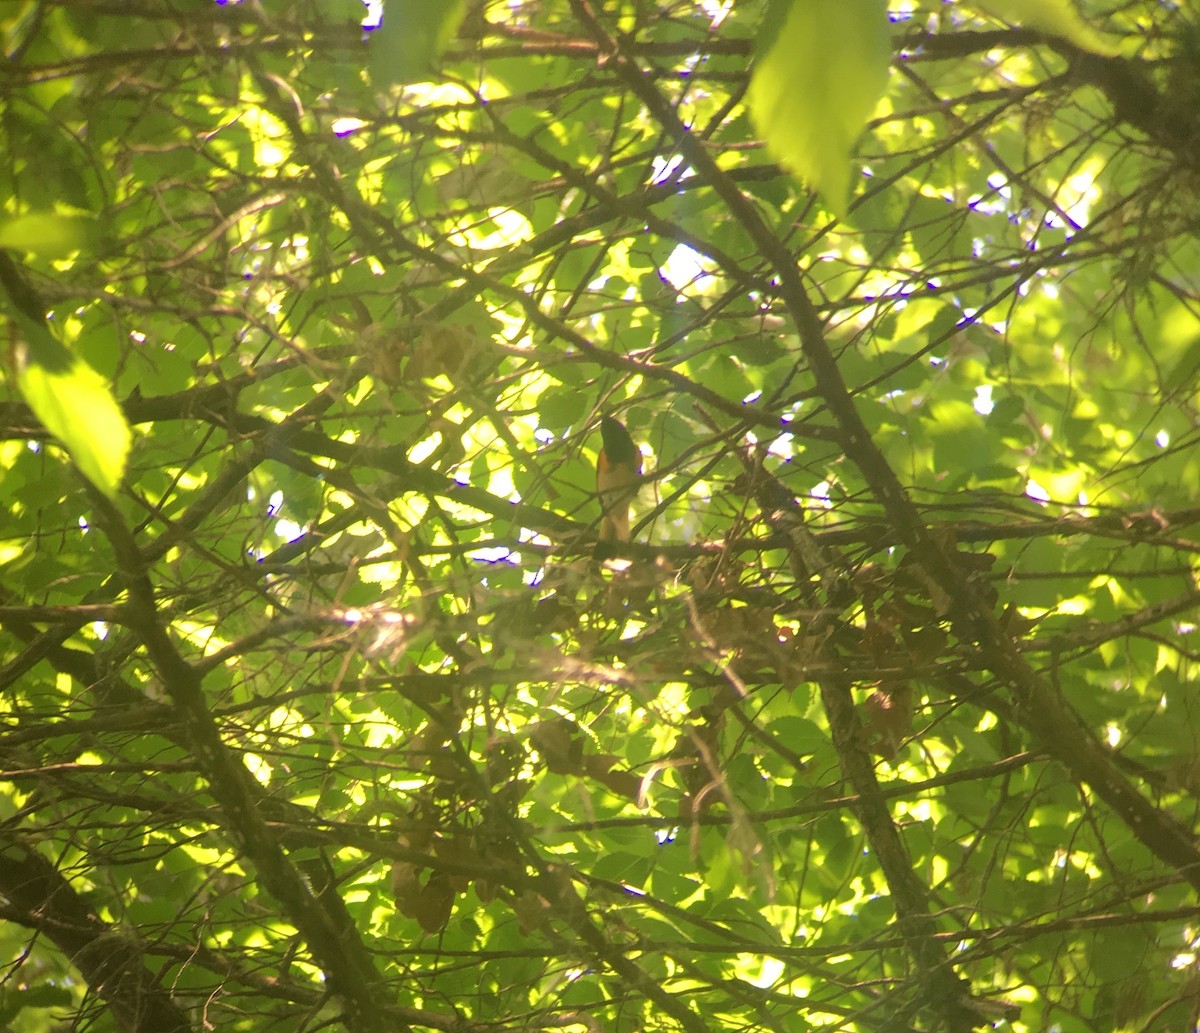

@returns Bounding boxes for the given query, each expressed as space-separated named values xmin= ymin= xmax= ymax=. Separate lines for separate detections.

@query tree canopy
xmin=3 ymin=2 xmax=1200 ymax=1032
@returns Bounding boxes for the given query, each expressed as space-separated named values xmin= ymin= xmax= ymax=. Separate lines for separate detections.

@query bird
xmin=595 ymin=415 xmax=641 ymax=551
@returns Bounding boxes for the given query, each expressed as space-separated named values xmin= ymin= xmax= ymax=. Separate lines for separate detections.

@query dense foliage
xmin=3 ymin=2 xmax=1200 ymax=1032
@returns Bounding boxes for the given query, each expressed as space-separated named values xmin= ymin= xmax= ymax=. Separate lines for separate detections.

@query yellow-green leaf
xmin=0 ymin=212 xmax=97 ymax=258
xmin=368 ymin=0 xmax=467 ymax=85
xmin=15 ymin=321 xmax=131 ymax=498
xmin=747 ymin=0 xmax=890 ymax=218
xmin=969 ymin=0 xmax=1122 ymax=57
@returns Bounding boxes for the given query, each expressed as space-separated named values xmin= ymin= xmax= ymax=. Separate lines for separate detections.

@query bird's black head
xmin=599 ymin=416 xmax=638 ymax=464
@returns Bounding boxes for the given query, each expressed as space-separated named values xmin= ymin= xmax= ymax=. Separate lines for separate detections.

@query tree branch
xmin=85 ymin=486 xmax=400 ymax=1033
xmin=0 ymin=833 xmax=194 ymax=1033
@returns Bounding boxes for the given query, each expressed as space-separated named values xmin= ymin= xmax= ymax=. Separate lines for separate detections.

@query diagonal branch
xmin=570 ymin=0 xmax=1200 ymax=1021
xmin=0 ymin=833 xmax=194 ymax=1033
xmin=569 ymin=8 xmax=989 ymax=1031
xmin=734 ymin=451 xmax=987 ymax=1030
xmin=84 ymin=485 xmax=400 ymax=1033
xmin=565 ymin=0 xmax=1200 ymax=894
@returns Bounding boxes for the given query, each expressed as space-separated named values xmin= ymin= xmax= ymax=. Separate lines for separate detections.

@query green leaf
xmin=0 ymin=984 xmax=74 ymax=1026
xmin=762 ymin=716 xmax=827 ymax=757
xmin=14 ymin=321 xmax=131 ymax=498
xmin=969 ymin=0 xmax=1123 ymax=57
xmin=538 ymin=387 xmax=585 ymax=432
xmin=0 ymin=211 xmax=98 ymax=258
xmin=747 ymin=0 xmax=890 ymax=216
xmin=368 ymin=0 xmax=467 ymax=85
xmin=1164 ymin=335 xmax=1200 ymax=396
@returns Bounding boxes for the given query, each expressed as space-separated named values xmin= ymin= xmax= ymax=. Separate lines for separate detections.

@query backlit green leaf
xmin=747 ymin=0 xmax=890 ymax=216
xmin=15 ymin=321 xmax=131 ymax=498
xmin=368 ymin=0 xmax=467 ymax=84
xmin=969 ymin=0 xmax=1123 ymax=56
xmin=0 ymin=211 xmax=97 ymax=258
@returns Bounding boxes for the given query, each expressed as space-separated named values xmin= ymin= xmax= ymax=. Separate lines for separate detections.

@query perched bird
xmin=595 ymin=415 xmax=641 ymax=550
